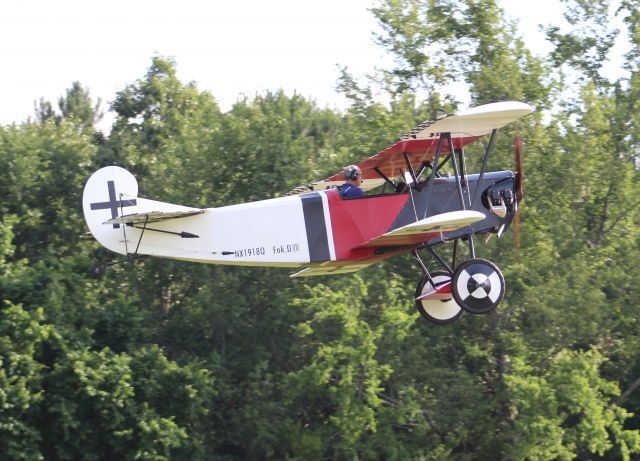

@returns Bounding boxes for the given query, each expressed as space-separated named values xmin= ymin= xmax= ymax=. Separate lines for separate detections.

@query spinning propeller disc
xmin=452 ymin=259 xmax=505 ymax=314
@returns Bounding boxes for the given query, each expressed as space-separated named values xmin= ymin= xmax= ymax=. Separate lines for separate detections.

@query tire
xmin=415 ymin=271 xmax=463 ymax=324
xmin=451 ymin=258 xmax=505 ymax=314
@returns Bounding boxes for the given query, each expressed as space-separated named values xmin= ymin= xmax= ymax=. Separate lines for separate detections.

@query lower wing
xmin=290 ymin=210 xmax=485 ymax=277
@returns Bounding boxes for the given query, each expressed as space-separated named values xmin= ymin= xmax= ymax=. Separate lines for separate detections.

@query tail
xmin=83 ymin=166 xmax=205 ymax=257
xmin=82 ymin=166 xmax=141 ymax=255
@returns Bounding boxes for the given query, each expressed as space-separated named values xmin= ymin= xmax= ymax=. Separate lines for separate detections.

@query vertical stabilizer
xmin=82 ymin=166 xmax=139 ymax=255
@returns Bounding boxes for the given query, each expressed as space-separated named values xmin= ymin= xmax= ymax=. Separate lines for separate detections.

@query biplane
xmin=83 ymin=101 xmax=533 ymax=324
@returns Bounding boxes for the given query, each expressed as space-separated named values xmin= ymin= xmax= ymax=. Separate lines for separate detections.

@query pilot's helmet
xmin=343 ymin=165 xmax=362 ymax=181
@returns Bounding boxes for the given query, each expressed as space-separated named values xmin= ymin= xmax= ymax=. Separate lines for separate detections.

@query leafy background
xmin=1 ymin=1 xmax=640 ymax=459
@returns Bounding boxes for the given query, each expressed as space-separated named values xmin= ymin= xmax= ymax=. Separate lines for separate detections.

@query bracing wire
xmin=120 ymin=193 xmax=130 ymax=256
xmin=407 ymin=176 xmax=419 ymax=222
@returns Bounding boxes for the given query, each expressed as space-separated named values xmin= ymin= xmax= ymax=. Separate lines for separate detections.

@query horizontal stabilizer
xmin=105 ymin=210 xmax=205 ymax=225
xmin=359 ymin=210 xmax=485 ymax=248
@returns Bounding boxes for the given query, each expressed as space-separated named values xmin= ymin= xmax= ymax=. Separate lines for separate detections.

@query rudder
xmin=82 ymin=166 xmax=139 ymax=255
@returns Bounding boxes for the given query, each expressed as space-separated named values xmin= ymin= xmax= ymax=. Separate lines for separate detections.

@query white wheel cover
xmin=418 ymin=275 xmax=462 ymax=321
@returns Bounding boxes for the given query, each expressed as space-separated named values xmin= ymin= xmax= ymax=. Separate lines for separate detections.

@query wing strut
xmin=419 ymin=133 xmax=475 ymax=219
xmin=435 ymin=154 xmax=452 ymax=176
xmin=421 ymin=134 xmax=445 ymax=218
xmin=446 ymin=134 xmax=467 ymax=211
xmin=471 ymin=128 xmax=498 ymax=203
xmin=415 ymin=161 xmax=433 ymax=182
xmin=402 ymin=152 xmax=418 ymax=185
xmin=456 ymin=147 xmax=472 ymax=208
xmin=373 ymin=167 xmax=396 ymax=190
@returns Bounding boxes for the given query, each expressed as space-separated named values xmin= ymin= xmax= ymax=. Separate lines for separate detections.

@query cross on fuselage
xmin=90 ymin=180 xmax=137 ymax=228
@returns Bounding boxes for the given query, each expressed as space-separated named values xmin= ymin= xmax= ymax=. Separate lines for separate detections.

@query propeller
xmin=513 ymin=135 xmax=524 ymax=251
xmin=514 ymin=135 xmax=524 ymax=203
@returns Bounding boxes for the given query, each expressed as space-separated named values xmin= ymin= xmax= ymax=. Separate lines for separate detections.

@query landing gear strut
xmin=413 ymin=244 xmax=505 ymax=324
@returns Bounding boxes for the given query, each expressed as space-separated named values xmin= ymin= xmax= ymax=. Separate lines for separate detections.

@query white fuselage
xmin=82 ymin=166 xmax=338 ymax=268
xmin=90 ymin=195 xmax=336 ymax=268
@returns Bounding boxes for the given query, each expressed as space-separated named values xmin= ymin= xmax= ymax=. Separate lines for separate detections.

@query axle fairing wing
xmin=358 ymin=210 xmax=486 ymax=248
xmin=290 ymin=101 xmax=533 ymax=194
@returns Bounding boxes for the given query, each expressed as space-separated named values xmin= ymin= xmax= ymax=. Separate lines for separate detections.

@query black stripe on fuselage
xmin=300 ymin=193 xmax=330 ymax=262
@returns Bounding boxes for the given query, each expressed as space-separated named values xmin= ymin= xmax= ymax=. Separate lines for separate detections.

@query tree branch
xmin=616 ymin=375 xmax=640 ymax=405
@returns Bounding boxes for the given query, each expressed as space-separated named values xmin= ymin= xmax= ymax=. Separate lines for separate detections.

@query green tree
xmin=3 ymin=2 xmax=640 ymax=458
xmin=58 ymin=81 xmax=103 ymax=130
xmin=0 ymin=303 xmax=52 ymax=461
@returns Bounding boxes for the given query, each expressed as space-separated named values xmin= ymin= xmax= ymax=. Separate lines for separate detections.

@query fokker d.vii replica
xmin=83 ymin=101 xmax=533 ymax=324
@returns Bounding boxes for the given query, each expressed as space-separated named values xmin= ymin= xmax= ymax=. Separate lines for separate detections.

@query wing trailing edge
xmin=290 ymin=262 xmax=374 ymax=278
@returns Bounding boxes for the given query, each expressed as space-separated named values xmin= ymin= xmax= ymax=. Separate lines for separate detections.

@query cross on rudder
xmin=90 ymin=180 xmax=137 ymax=228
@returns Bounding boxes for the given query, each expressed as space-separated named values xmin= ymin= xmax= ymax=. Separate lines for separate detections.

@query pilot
xmin=339 ymin=165 xmax=365 ymax=198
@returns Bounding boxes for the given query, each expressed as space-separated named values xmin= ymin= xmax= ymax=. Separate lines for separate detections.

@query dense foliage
xmin=1 ymin=1 xmax=640 ymax=459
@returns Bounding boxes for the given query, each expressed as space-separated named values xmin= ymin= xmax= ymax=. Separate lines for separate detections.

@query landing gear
xmin=413 ymin=247 xmax=505 ymax=323
xmin=451 ymin=258 xmax=504 ymax=314
xmin=415 ymin=271 xmax=463 ymax=324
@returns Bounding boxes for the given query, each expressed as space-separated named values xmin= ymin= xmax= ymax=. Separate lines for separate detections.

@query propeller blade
xmin=513 ymin=135 xmax=523 ymax=252
xmin=514 ymin=135 xmax=524 ymax=203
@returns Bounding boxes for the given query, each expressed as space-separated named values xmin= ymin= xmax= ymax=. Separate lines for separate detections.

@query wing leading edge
xmin=289 ymin=101 xmax=533 ymax=194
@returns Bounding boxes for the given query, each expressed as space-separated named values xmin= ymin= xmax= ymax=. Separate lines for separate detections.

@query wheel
xmin=415 ymin=271 xmax=463 ymax=324
xmin=451 ymin=258 xmax=505 ymax=314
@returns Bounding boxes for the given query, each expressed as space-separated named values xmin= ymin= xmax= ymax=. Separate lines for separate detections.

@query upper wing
xmin=289 ymin=101 xmax=533 ymax=194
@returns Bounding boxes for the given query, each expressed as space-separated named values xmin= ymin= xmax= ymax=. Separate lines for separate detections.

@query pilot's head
xmin=343 ymin=165 xmax=363 ymax=184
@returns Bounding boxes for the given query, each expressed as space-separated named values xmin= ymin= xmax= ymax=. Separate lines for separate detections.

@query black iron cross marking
xmin=90 ymin=180 xmax=137 ymax=228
